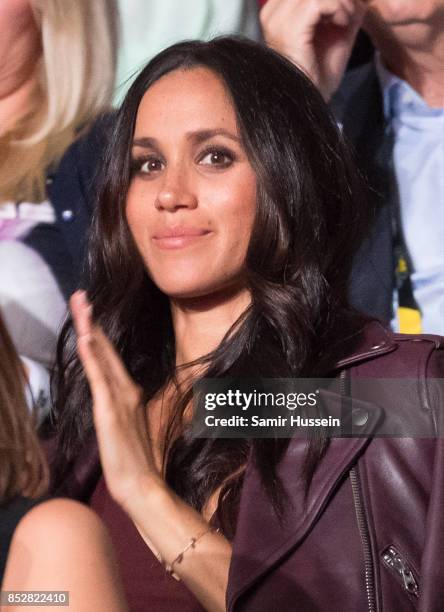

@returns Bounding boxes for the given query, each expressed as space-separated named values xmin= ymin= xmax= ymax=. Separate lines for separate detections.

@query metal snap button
xmin=352 ymin=408 xmax=369 ymax=427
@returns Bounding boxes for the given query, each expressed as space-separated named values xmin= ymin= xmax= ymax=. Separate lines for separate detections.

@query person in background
xmin=261 ymin=0 xmax=444 ymax=334
xmin=0 ymin=0 xmax=119 ymax=413
xmin=0 ymin=312 xmax=127 ymax=611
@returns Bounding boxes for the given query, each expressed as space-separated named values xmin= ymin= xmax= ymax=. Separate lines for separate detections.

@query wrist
xmin=129 ymin=471 xmax=172 ymax=512
xmin=114 ymin=470 xmax=168 ymax=517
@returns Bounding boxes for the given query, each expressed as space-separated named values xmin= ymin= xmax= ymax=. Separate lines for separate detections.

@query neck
xmin=366 ymin=17 xmax=444 ymax=107
xmin=170 ymin=285 xmax=252 ymax=369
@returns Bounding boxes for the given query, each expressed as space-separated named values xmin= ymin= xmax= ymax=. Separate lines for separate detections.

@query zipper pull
xmin=401 ymin=568 xmax=418 ymax=595
xmin=382 ymin=546 xmax=419 ymax=598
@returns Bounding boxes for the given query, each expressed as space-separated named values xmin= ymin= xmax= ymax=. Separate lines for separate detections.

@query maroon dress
xmin=90 ymin=477 xmax=205 ymax=612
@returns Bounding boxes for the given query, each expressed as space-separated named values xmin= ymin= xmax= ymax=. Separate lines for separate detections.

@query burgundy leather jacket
xmin=55 ymin=321 xmax=444 ymax=612
xmin=228 ymin=322 xmax=444 ymax=612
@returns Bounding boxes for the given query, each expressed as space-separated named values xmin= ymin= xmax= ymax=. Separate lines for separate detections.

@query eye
xmin=198 ymin=148 xmax=234 ymax=168
xmin=140 ymin=157 xmax=164 ymax=173
xmin=131 ymin=156 xmax=164 ymax=176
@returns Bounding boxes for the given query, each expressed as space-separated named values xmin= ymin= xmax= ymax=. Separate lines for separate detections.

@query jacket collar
xmin=332 ymin=320 xmax=397 ymax=370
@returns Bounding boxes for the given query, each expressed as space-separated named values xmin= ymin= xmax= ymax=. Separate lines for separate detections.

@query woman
xmin=0 ymin=313 xmax=127 ymax=611
xmin=0 ymin=0 xmax=118 ymax=396
xmin=54 ymin=37 xmax=444 ymax=611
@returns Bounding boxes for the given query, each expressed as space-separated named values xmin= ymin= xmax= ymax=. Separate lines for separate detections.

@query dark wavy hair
xmin=53 ymin=36 xmax=368 ymax=535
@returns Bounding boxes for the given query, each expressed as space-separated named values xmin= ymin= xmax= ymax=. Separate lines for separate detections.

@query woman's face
xmin=126 ymin=67 xmax=257 ymax=300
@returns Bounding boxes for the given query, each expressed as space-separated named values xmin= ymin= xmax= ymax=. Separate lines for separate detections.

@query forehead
xmin=133 ymin=67 xmax=238 ymax=136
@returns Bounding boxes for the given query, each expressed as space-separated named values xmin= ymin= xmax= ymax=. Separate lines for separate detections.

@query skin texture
xmin=68 ymin=68 xmax=260 ymax=611
xmin=0 ymin=0 xmax=41 ymax=131
xmin=2 ymin=499 xmax=128 ymax=612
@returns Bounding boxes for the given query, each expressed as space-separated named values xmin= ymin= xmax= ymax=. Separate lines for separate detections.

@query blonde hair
xmin=0 ymin=315 xmax=49 ymax=503
xmin=0 ymin=0 xmax=119 ymax=203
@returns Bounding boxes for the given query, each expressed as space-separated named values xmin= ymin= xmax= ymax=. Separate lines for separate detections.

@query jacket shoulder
xmin=391 ymin=332 xmax=444 ymax=378
xmin=336 ymin=321 xmax=444 ymax=378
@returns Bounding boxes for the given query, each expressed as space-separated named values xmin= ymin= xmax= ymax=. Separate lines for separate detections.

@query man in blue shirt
xmin=261 ymin=0 xmax=444 ymax=334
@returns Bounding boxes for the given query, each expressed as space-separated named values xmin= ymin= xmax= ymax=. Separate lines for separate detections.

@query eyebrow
xmin=132 ymin=129 xmax=241 ymax=148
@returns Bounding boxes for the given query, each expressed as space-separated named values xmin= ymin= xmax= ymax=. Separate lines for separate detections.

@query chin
xmin=152 ymin=272 xmax=246 ymax=304
xmin=151 ymin=274 xmax=220 ymax=300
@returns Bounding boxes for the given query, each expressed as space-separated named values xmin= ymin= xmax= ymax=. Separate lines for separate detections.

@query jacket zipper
xmin=340 ymin=370 xmax=377 ymax=612
xmin=382 ymin=546 xmax=419 ymax=598
xmin=350 ymin=467 xmax=377 ymax=612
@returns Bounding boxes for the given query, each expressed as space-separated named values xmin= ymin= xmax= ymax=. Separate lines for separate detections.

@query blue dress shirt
xmin=376 ymin=57 xmax=444 ymax=334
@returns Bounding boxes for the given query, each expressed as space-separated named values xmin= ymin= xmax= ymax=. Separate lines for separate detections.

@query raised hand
xmin=70 ymin=290 xmax=161 ymax=514
xmin=261 ymin=0 xmax=368 ymax=99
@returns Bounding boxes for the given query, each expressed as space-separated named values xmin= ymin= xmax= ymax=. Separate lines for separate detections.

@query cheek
xmin=0 ymin=1 xmax=36 ymax=52
xmin=195 ymin=175 xmax=256 ymax=285
xmin=218 ymin=176 xmax=257 ymax=251
xmin=125 ymin=183 xmax=154 ymax=245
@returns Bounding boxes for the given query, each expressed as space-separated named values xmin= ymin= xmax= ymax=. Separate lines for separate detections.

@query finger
xmin=71 ymin=291 xmax=141 ymax=405
xmin=337 ymin=0 xmax=368 ymax=23
xmin=88 ymin=324 xmax=140 ymax=400
xmin=70 ymin=290 xmax=93 ymax=339
xmin=76 ymin=333 xmax=112 ymax=405
xmin=71 ymin=293 xmax=118 ymax=404
xmin=333 ymin=0 xmax=367 ymax=42
xmin=352 ymin=0 xmax=369 ymax=23
xmin=318 ymin=0 xmax=354 ymax=26
xmin=260 ymin=0 xmax=298 ymax=23
xmin=328 ymin=0 xmax=368 ymax=25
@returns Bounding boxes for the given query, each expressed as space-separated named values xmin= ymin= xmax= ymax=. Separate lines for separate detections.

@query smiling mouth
xmin=152 ymin=228 xmax=212 ymax=249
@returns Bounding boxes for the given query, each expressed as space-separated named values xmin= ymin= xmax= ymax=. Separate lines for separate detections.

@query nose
xmin=155 ymin=168 xmax=198 ymax=212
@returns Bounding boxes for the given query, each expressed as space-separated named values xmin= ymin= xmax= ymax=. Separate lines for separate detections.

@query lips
xmin=152 ymin=226 xmax=212 ymax=249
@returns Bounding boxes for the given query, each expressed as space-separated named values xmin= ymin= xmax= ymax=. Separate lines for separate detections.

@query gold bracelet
xmin=163 ymin=527 xmax=219 ymax=578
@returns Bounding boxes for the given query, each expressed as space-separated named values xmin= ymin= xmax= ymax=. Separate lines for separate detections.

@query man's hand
xmin=261 ymin=0 xmax=368 ymax=100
